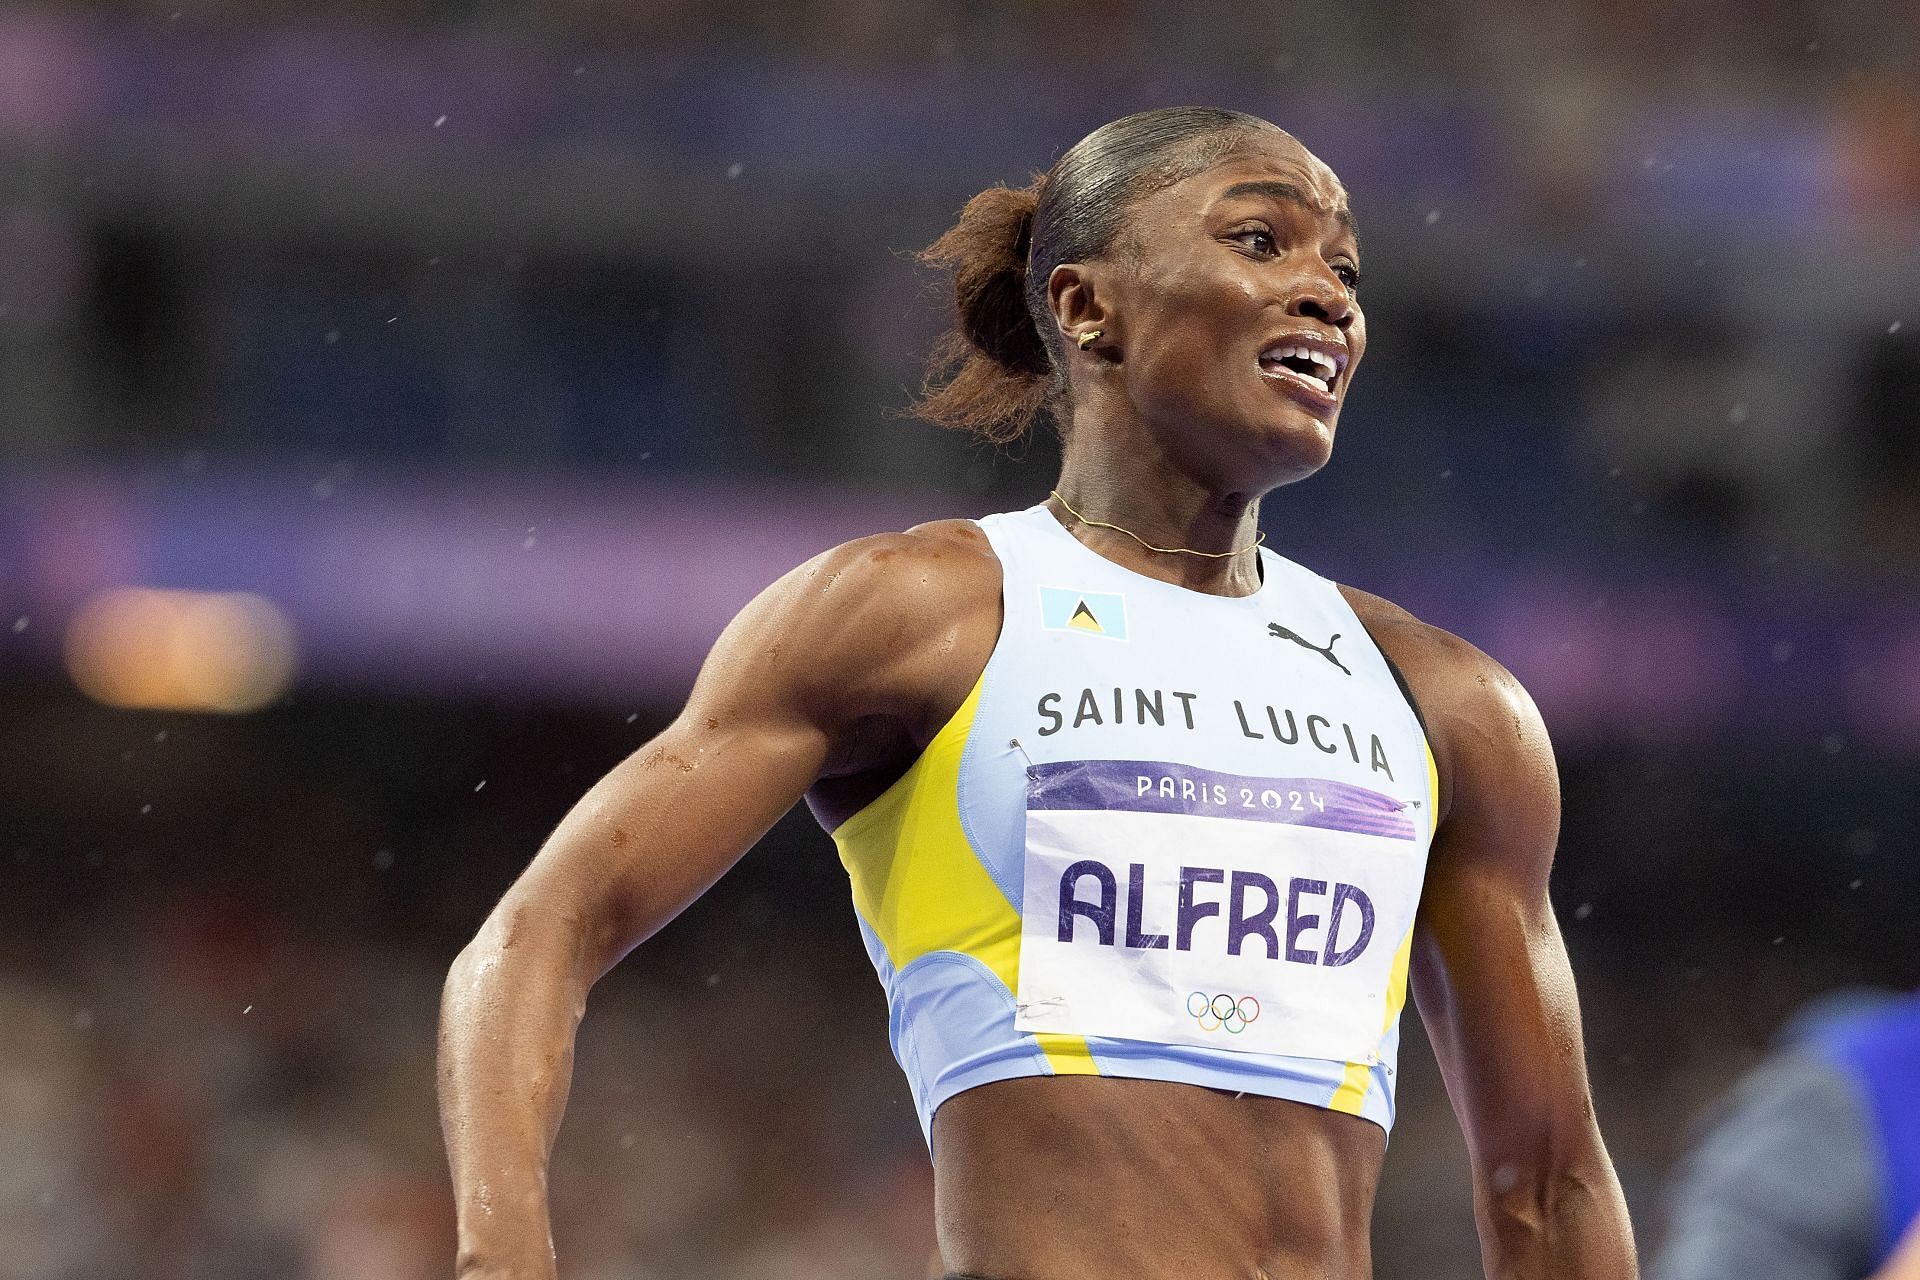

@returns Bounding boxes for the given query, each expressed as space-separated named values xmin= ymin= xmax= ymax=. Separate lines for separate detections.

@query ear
xmin=1046 ymin=261 xmax=1115 ymax=355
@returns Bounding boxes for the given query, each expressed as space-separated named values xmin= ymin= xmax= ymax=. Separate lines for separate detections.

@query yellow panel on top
xmin=1328 ymin=740 xmax=1439 ymax=1115
xmin=831 ymin=672 xmax=1097 ymax=1077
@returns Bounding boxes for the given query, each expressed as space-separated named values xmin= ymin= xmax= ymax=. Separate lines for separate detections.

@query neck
xmin=1048 ymin=459 xmax=1267 ymax=597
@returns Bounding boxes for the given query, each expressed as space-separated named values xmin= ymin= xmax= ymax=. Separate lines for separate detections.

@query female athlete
xmin=438 ymin=107 xmax=1638 ymax=1279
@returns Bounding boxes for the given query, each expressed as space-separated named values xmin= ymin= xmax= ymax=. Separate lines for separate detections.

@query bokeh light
xmin=63 ymin=587 xmax=298 ymax=714
xmin=0 ymin=4 xmax=1916 ymax=1277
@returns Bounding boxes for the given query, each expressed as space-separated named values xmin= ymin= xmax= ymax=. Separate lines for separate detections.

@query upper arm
xmin=1350 ymin=593 xmax=1598 ymax=1176
xmin=1407 ymin=647 xmax=1593 ymax=1173
xmin=485 ymin=526 xmax=988 ymax=981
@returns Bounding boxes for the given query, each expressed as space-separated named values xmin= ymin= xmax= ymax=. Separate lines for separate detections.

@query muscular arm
xmin=436 ymin=525 xmax=994 ymax=1278
xmin=1353 ymin=592 xmax=1637 ymax=1280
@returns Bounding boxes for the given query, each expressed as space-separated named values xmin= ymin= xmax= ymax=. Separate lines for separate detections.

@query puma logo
xmin=1268 ymin=622 xmax=1351 ymax=676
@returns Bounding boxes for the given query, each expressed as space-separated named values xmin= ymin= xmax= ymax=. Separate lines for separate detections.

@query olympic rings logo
xmin=1186 ymin=991 xmax=1261 ymax=1034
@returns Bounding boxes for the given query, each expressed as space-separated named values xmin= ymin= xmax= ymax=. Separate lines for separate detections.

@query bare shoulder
xmin=1335 ymin=582 xmax=1538 ymax=726
xmin=1336 ymin=583 xmax=1555 ymax=828
xmin=775 ymin=518 xmax=1000 ymax=651
xmin=710 ymin=516 xmax=1002 ymax=746
xmin=829 ymin=517 xmax=1001 ymax=594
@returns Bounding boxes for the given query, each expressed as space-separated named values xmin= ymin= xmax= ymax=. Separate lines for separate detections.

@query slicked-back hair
xmin=915 ymin=107 xmax=1281 ymax=443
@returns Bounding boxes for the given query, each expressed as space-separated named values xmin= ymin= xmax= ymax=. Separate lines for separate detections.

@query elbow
xmin=1475 ymin=1092 xmax=1610 ymax=1232
xmin=444 ymin=897 xmax=596 ymax=1009
xmin=1482 ymin=1159 xmax=1606 ymax=1235
xmin=439 ymin=936 xmax=502 ymax=1044
xmin=1477 ymin=1151 xmax=1635 ymax=1274
xmin=444 ymin=906 xmax=517 ymax=995
xmin=442 ymin=936 xmax=495 ymax=1006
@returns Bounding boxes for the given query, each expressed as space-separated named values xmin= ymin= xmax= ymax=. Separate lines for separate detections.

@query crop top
xmin=814 ymin=504 xmax=1436 ymax=1147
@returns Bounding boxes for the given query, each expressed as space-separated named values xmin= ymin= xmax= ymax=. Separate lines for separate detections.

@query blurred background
xmin=2 ymin=1 xmax=1919 ymax=1277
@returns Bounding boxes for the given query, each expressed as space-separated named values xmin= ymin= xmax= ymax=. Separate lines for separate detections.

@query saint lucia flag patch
xmin=1038 ymin=586 xmax=1128 ymax=640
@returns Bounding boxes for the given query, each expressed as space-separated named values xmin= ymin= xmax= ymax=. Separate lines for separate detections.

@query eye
xmin=1230 ymin=227 xmax=1277 ymax=256
xmin=1333 ymin=261 xmax=1363 ymax=291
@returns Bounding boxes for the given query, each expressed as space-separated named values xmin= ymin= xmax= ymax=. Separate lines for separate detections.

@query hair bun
xmin=940 ymin=182 xmax=1052 ymax=377
xmin=913 ymin=105 xmax=1272 ymax=442
xmin=912 ymin=178 xmax=1054 ymax=443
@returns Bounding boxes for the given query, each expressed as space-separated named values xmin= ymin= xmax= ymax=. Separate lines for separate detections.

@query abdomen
xmin=931 ymin=1074 xmax=1386 ymax=1280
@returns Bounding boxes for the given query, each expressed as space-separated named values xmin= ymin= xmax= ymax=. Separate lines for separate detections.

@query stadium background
xmin=2 ymin=3 xmax=1919 ymax=1276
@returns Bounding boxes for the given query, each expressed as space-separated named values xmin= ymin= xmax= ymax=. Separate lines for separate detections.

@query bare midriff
xmin=932 ymin=1075 xmax=1385 ymax=1280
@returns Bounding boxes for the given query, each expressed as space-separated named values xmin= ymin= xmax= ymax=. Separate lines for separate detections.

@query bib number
xmin=1012 ymin=760 xmax=1424 ymax=1064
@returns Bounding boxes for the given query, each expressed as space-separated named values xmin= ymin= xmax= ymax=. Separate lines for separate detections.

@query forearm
xmin=438 ymin=905 xmax=594 ymax=1278
xmin=1478 ymin=1151 xmax=1638 ymax=1280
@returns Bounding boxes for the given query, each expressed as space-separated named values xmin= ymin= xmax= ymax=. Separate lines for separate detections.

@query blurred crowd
xmin=3 ymin=0 xmax=1920 ymax=598
xmin=20 ymin=0 xmax=1920 ymax=100
xmin=3 ymin=1 xmax=1919 ymax=1277
xmin=0 ymin=688 xmax=943 ymax=1280
xmin=1 ymin=884 xmax=941 ymax=1280
xmin=1 ymin=0 xmax=1918 ymax=558
xmin=1 ymin=681 xmax=1913 ymax=1279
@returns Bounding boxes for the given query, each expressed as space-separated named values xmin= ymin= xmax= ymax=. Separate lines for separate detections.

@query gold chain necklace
xmin=1049 ymin=489 xmax=1265 ymax=560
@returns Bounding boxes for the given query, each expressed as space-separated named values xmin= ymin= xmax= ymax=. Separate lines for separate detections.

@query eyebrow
xmin=1217 ymin=179 xmax=1361 ymax=250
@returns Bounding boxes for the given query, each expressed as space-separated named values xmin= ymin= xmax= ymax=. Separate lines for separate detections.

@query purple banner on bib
xmin=1026 ymin=759 xmax=1418 ymax=841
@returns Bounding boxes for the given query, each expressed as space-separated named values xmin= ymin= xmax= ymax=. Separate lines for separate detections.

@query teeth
xmin=1258 ymin=341 xmax=1341 ymax=395
xmin=1259 ymin=342 xmax=1346 ymax=378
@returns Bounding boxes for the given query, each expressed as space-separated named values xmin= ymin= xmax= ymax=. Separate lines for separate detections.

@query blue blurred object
xmin=1817 ymin=992 xmax=1920 ymax=1267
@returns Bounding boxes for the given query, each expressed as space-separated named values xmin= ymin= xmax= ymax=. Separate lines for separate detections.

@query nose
xmin=1290 ymin=278 xmax=1354 ymax=331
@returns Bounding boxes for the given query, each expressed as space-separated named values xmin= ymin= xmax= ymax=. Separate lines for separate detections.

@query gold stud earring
xmin=1077 ymin=329 xmax=1103 ymax=350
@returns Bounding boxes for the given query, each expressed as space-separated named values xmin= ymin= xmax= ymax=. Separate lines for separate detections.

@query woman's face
xmin=1079 ymin=131 xmax=1366 ymax=488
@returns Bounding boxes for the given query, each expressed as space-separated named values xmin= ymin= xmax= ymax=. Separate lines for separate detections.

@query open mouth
xmin=1257 ymin=340 xmax=1345 ymax=399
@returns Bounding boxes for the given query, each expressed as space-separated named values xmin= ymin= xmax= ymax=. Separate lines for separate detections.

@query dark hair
xmin=913 ymin=107 xmax=1279 ymax=443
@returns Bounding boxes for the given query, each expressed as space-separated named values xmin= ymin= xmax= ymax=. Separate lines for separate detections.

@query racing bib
xmin=1012 ymin=758 xmax=1425 ymax=1064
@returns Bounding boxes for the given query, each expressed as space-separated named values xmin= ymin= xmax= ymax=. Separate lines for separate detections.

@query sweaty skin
xmin=438 ymin=127 xmax=1637 ymax=1280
